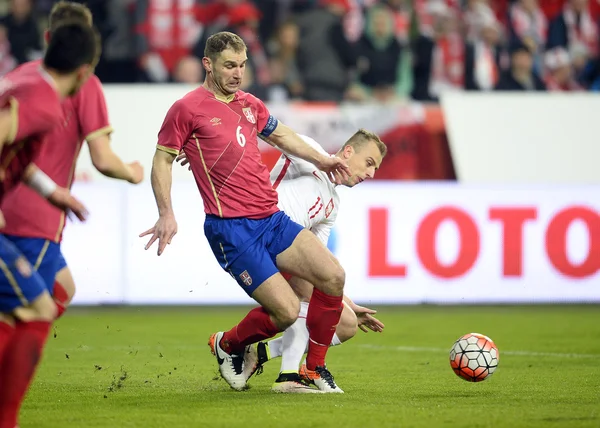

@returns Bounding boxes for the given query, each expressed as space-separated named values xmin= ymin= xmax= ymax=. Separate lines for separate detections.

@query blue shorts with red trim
xmin=3 ymin=235 xmax=63 ymax=292
xmin=204 ymin=211 xmax=303 ymax=296
xmin=0 ymin=234 xmax=48 ymax=313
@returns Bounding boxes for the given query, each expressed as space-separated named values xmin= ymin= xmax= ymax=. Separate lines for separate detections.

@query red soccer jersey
xmin=157 ymin=86 xmax=279 ymax=219
xmin=0 ymin=65 xmax=62 ymax=204
xmin=1 ymin=61 xmax=112 ymax=242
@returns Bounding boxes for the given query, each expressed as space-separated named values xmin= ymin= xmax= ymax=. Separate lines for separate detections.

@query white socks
xmin=266 ymin=301 xmax=343 ymax=373
xmin=279 ymin=302 xmax=310 ymax=373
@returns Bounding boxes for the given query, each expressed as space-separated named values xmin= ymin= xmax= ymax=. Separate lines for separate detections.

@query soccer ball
xmin=449 ymin=333 xmax=499 ymax=382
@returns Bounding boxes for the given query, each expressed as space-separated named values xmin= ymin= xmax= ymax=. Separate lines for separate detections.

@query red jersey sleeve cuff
xmin=85 ymin=126 xmax=114 ymax=142
xmin=156 ymin=144 xmax=179 ymax=155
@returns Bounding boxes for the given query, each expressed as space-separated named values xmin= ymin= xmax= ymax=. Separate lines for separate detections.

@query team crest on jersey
xmin=239 ymin=270 xmax=253 ymax=286
xmin=325 ymin=198 xmax=335 ymax=218
xmin=242 ymin=107 xmax=256 ymax=124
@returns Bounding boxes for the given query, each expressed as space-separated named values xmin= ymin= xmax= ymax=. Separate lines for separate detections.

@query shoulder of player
xmin=81 ymin=74 xmax=103 ymax=92
xmin=11 ymin=73 xmax=61 ymax=116
xmin=175 ymin=88 xmax=216 ymax=119
xmin=70 ymin=74 xmax=104 ymax=104
xmin=235 ymin=90 xmax=266 ymax=109
xmin=4 ymin=59 xmax=40 ymax=79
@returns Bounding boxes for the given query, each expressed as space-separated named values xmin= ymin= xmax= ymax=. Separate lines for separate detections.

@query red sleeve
xmin=247 ymin=93 xmax=278 ymax=137
xmin=156 ymin=99 xmax=193 ymax=155
xmin=250 ymin=95 xmax=271 ymax=133
xmin=76 ymin=75 xmax=112 ymax=142
xmin=9 ymin=84 xmax=60 ymax=144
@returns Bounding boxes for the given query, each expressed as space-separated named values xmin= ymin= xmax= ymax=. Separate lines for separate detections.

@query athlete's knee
xmin=29 ymin=292 xmax=58 ymax=322
xmin=335 ymin=304 xmax=357 ymax=342
xmin=272 ymin=298 xmax=300 ymax=330
xmin=55 ymin=268 xmax=76 ymax=304
xmin=322 ymin=263 xmax=345 ymax=296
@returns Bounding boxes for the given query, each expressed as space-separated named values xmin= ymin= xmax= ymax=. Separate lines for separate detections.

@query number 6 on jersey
xmin=236 ymin=126 xmax=246 ymax=147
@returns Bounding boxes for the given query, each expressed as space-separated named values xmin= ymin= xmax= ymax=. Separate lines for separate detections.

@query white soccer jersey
xmin=270 ymin=135 xmax=340 ymax=245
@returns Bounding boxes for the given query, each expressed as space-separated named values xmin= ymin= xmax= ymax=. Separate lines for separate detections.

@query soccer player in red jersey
xmin=0 ymin=21 xmax=100 ymax=428
xmin=141 ymin=31 xmax=351 ymax=393
xmin=1 ymin=2 xmax=144 ymax=319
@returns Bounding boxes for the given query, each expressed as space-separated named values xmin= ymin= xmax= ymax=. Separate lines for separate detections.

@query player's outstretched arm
xmin=22 ymin=164 xmax=88 ymax=222
xmin=88 ymin=134 xmax=144 ymax=184
xmin=261 ymin=122 xmax=351 ymax=184
xmin=139 ymin=149 xmax=178 ymax=256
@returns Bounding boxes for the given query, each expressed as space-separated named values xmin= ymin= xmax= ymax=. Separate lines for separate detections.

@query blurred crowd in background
xmin=1 ymin=0 xmax=599 ymax=102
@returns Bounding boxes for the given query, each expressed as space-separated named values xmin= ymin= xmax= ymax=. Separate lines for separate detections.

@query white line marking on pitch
xmin=358 ymin=344 xmax=600 ymax=359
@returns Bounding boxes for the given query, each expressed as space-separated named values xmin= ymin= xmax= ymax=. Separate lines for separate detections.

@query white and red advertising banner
xmin=64 ymin=182 xmax=600 ymax=305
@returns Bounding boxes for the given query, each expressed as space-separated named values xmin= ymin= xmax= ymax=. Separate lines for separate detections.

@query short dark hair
xmin=43 ymin=21 xmax=100 ymax=74
xmin=204 ymin=31 xmax=247 ymax=61
xmin=48 ymin=1 xmax=93 ymax=34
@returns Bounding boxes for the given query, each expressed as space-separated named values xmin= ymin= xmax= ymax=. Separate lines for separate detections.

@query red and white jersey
xmin=1 ymin=60 xmax=112 ymax=242
xmin=157 ymin=86 xmax=279 ymax=219
xmin=270 ymin=135 xmax=339 ymax=245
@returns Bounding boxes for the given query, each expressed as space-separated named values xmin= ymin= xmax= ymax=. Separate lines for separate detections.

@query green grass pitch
xmin=21 ymin=305 xmax=600 ymax=428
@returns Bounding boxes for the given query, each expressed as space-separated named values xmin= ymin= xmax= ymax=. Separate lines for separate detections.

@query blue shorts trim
xmin=204 ymin=211 xmax=303 ymax=296
xmin=0 ymin=235 xmax=47 ymax=313
xmin=3 ymin=235 xmax=63 ymax=292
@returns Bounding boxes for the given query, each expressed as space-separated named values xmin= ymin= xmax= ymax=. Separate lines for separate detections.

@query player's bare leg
xmin=53 ymin=266 xmax=76 ymax=318
xmin=209 ymin=273 xmax=305 ymax=391
xmin=276 ymin=229 xmax=345 ymax=393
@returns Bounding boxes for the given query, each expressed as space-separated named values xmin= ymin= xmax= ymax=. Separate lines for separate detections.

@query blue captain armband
xmin=259 ymin=115 xmax=278 ymax=138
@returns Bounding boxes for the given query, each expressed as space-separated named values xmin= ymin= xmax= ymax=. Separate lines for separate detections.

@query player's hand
xmin=47 ymin=187 xmax=89 ymax=222
xmin=127 ymin=161 xmax=144 ymax=184
xmin=139 ymin=215 xmax=178 ymax=256
xmin=317 ymin=155 xmax=351 ymax=185
xmin=175 ymin=153 xmax=191 ymax=171
xmin=354 ymin=304 xmax=385 ymax=333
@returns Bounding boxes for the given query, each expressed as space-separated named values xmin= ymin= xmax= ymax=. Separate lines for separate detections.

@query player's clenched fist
xmin=127 ymin=161 xmax=145 ymax=184
xmin=140 ymin=215 xmax=178 ymax=256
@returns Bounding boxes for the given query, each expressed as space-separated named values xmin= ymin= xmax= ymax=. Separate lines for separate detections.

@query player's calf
xmin=335 ymin=303 xmax=358 ymax=342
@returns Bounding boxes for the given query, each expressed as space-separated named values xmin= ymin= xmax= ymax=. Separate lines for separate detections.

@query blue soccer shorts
xmin=3 ymin=235 xmax=64 ymax=292
xmin=0 ymin=234 xmax=48 ymax=313
xmin=204 ymin=211 xmax=303 ymax=296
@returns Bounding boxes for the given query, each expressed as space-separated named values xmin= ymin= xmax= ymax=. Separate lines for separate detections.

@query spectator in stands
xmin=134 ymin=0 xmax=202 ymax=82
xmin=240 ymin=61 xmax=269 ymax=99
xmin=465 ymin=5 xmax=507 ymax=90
xmin=547 ymin=0 xmax=599 ymax=60
xmin=508 ymin=0 xmax=548 ymax=71
xmin=294 ymin=0 xmax=358 ymax=101
xmin=355 ymin=4 xmax=402 ymax=102
xmin=0 ymin=24 xmax=17 ymax=77
xmin=93 ymin=0 xmax=139 ymax=83
xmin=495 ymin=40 xmax=546 ymax=90
xmin=412 ymin=1 xmax=465 ymax=101
xmin=267 ymin=19 xmax=304 ymax=101
xmin=194 ymin=1 xmax=271 ymax=93
xmin=173 ymin=55 xmax=203 ymax=84
xmin=0 ymin=0 xmax=42 ymax=66
xmin=543 ymin=45 xmax=583 ymax=89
